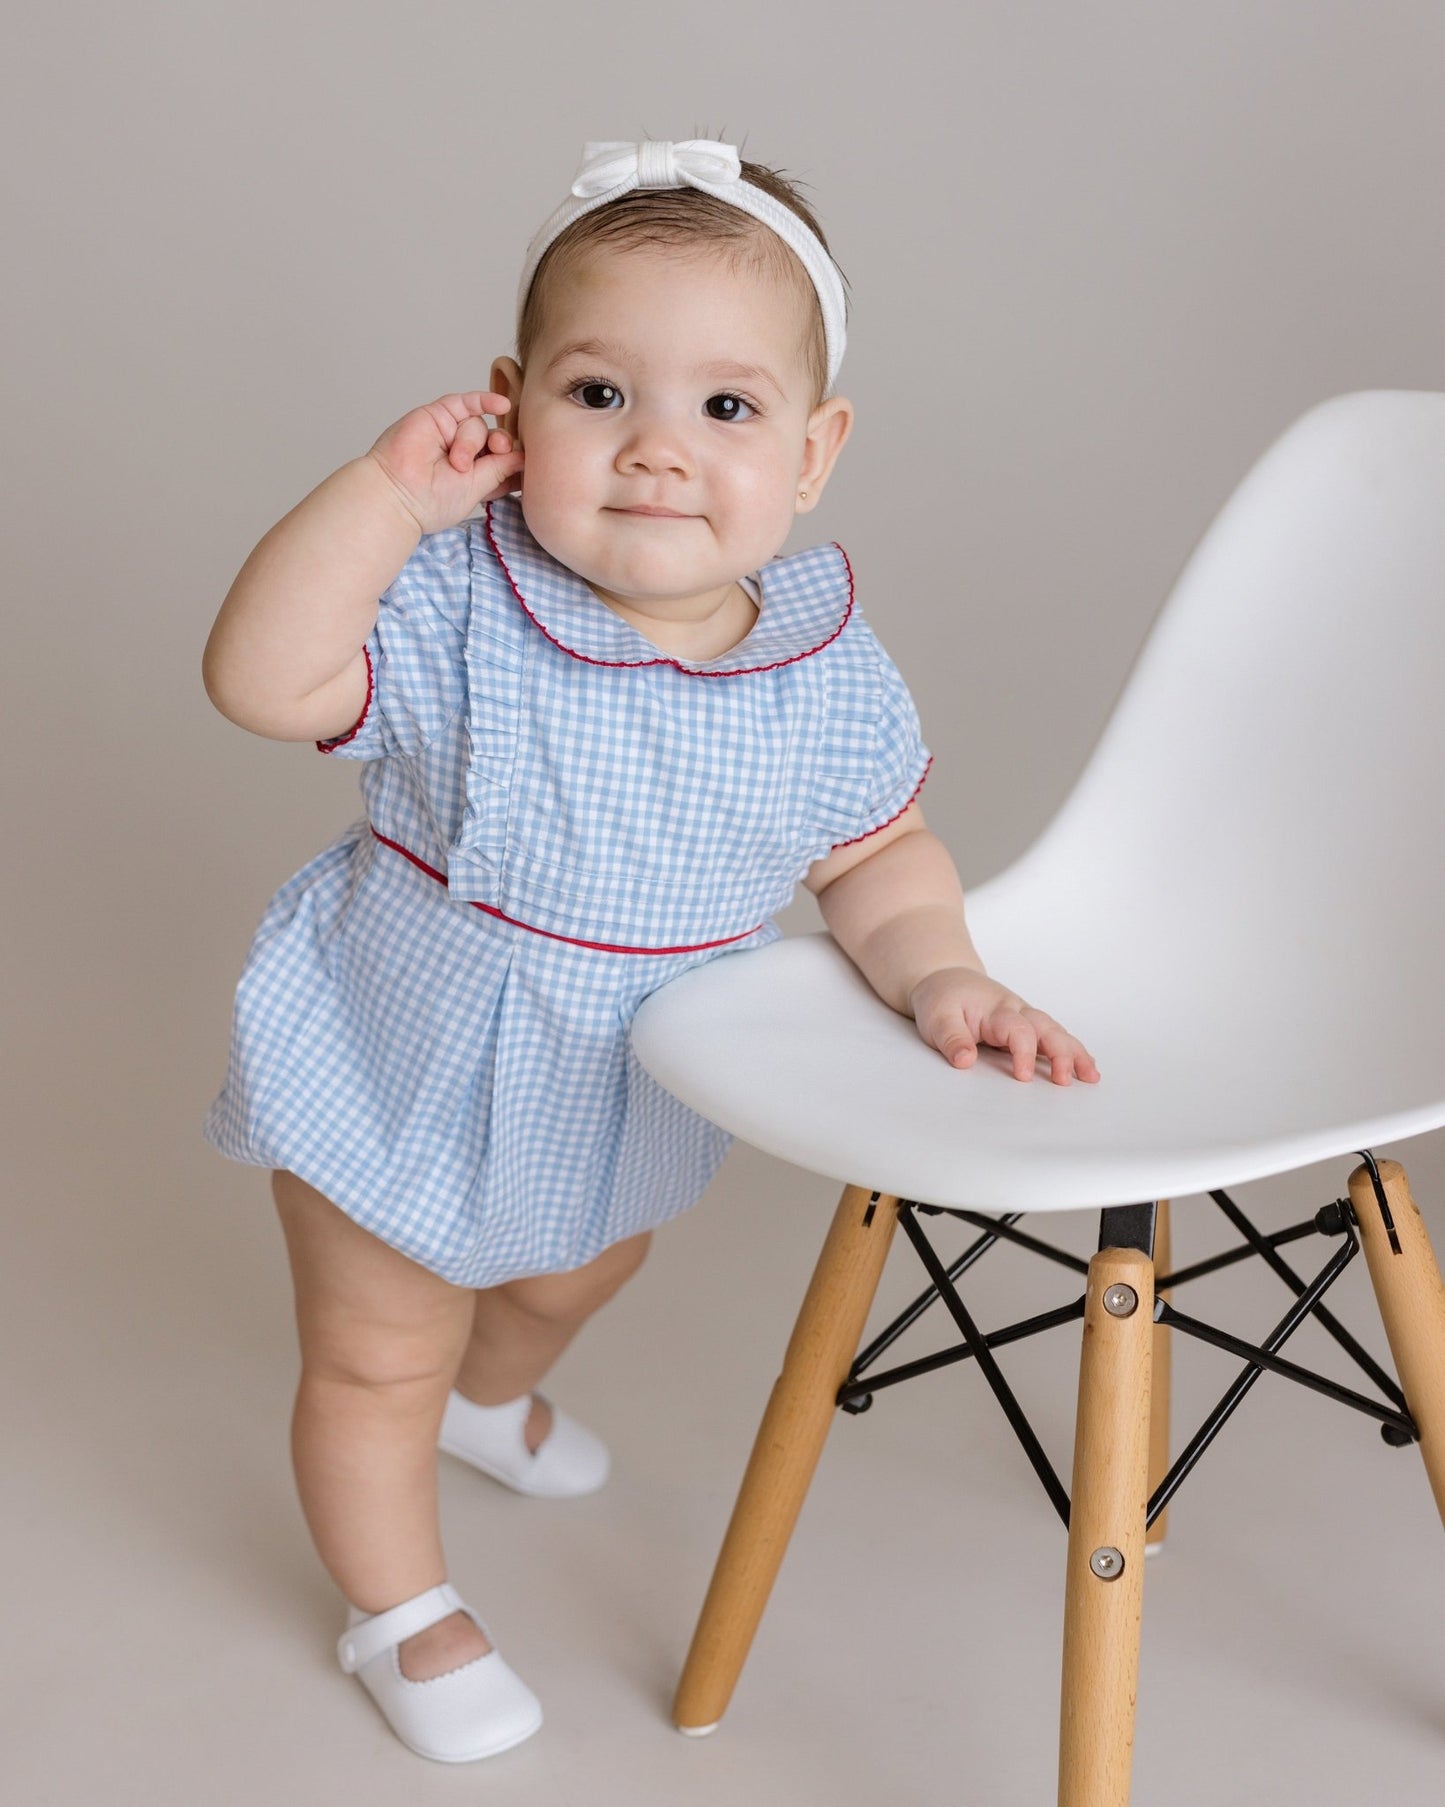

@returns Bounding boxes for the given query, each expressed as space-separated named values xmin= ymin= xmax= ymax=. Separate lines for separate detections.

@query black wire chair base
xmin=836 ymin=1153 xmax=1418 ymax=1531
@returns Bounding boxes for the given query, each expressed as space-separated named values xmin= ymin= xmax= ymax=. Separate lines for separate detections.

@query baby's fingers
xmin=448 ymin=414 xmax=486 ymax=468
xmin=423 ymin=391 xmax=511 ymax=457
xmin=928 ymin=997 xmax=1102 ymax=1086
xmin=433 ymin=389 xmax=511 ymax=426
xmin=458 ymin=389 xmax=511 ymax=416
xmin=472 ymin=449 xmax=526 ymax=505
xmin=939 ymin=1027 xmax=978 ymax=1068
xmin=1035 ymin=1022 xmax=1078 ymax=1085
xmin=447 ymin=414 xmax=513 ymax=469
xmin=1001 ymin=1015 xmax=1039 ymax=1083
xmin=1070 ymin=1042 xmax=1103 ymax=1083
xmin=1029 ymin=1017 xmax=1104 ymax=1086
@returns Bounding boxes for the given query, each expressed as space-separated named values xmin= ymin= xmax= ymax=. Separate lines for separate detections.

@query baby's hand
xmin=908 ymin=967 xmax=1101 ymax=1085
xmin=366 ymin=392 xmax=526 ymax=536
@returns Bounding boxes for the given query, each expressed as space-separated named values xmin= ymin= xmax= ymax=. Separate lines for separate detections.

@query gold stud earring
xmin=798 ymin=489 xmax=808 ymax=500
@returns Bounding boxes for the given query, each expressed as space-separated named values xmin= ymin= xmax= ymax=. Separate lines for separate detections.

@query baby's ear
xmin=797 ymin=393 xmax=854 ymax=506
xmin=489 ymin=356 xmax=525 ymax=431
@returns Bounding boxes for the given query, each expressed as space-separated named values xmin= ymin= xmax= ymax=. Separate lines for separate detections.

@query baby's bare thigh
xmin=271 ymin=1169 xmax=473 ymax=1384
xmin=498 ymin=1229 xmax=653 ymax=1323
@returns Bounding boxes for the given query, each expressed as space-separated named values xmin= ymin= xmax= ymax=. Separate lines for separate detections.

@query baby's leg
xmin=454 ymin=1231 xmax=652 ymax=1447
xmin=271 ymin=1169 xmax=488 ymax=1680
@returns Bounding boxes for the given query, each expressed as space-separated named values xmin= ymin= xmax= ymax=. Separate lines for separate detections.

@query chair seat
xmin=629 ymin=927 xmax=1445 ymax=1214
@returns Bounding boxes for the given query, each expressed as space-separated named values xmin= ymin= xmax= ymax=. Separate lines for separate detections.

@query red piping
xmin=369 ymin=828 xmax=766 ymax=955
xmin=830 ymin=754 xmax=933 ymax=849
xmin=483 ymin=504 xmax=854 ymax=675
xmin=315 ymin=645 xmax=375 ymax=753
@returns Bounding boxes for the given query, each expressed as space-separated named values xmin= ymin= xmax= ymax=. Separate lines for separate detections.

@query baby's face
xmin=491 ymin=246 xmax=851 ymax=608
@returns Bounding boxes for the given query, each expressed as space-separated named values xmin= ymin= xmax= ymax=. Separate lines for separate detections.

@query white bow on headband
xmin=571 ymin=138 xmax=743 ymax=196
xmin=515 ymin=138 xmax=847 ymax=393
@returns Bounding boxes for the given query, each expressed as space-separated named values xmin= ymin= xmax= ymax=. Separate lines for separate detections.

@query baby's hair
xmin=517 ymin=156 xmax=851 ymax=410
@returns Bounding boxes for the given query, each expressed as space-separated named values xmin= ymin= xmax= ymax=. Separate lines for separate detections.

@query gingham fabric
xmin=202 ymin=495 xmax=932 ymax=1284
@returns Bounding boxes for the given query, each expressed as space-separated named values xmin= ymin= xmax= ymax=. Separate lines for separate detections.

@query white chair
xmin=629 ymin=390 xmax=1445 ymax=1805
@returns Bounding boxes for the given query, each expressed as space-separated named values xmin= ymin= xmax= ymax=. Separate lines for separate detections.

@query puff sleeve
xmin=803 ymin=613 xmax=934 ymax=860
xmin=314 ymin=525 xmax=472 ymax=761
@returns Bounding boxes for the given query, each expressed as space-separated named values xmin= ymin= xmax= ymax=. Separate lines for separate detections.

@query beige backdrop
xmin=5 ymin=4 xmax=1445 ymax=1802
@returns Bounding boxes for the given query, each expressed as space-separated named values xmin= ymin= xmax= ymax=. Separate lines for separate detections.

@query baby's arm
xmin=202 ymin=454 xmax=423 ymax=742
xmin=202 ymin=393 xmax=522 ymax=743
xmin=803 ymin=804 xmax=1101 ymax=1085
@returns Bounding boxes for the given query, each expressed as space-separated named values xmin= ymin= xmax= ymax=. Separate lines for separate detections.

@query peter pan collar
xmin=479 ymin=493 xmax=853 ymax=675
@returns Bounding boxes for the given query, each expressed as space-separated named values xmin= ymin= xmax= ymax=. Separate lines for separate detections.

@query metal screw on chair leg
xmin=1315 ymin=1198 xmax=1351 ymax=1236
xmin=1102 ymin=1284 xmax=1138 ymax=1317
xmin=1089 ymin=1546 xmax=1126 ymax=1580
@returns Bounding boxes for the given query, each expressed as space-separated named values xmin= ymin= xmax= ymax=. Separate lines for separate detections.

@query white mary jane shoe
xmin=438 ymin=1389 xmax=611 ymax=1498
xmin=337 ymin=1582 xmax=542 ymax=1763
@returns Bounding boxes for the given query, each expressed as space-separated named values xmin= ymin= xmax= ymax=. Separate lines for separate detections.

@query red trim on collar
xmin=315 ymin=644 xmax=375 ymax=753
xmin=370 ymin=828 xmax=766 ymax=954
xmin=829 ymin=755 xmax=934 ymax=849
xmin=483 ymin=504 xmax=854 ymax=676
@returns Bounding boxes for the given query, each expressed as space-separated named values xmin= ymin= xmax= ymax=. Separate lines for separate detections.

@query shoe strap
xmin=337 ymin=1581 xmax=470 ymax=1673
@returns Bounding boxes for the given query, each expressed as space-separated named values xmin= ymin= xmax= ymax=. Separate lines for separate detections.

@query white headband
xmin=516 ymin=139 xmax=847 ymax=393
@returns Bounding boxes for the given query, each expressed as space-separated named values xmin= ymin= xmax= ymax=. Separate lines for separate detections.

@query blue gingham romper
xmin=202 ymin=493 xmax=933 ymax=1286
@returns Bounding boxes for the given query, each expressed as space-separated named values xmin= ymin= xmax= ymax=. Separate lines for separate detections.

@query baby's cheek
xmin=516 ymin=485 xmax=582 ymax=558
xmin=510 ymin=435 xmax=568 ymax=495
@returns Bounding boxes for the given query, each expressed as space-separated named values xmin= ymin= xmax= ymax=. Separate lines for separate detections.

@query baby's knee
xmin=302 ymin=1328 xmax=464 ymax=1400
xmin=294 ymin=1261 xmax=475 ymax=1393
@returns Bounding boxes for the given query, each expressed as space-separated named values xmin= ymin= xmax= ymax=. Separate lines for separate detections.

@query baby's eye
xmin=568 ymin=380 xmax=623 ymax=410
xmin=705 ymin=392 xmax=756 ymax=423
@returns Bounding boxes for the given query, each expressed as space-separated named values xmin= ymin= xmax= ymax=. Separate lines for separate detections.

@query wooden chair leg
xmin=672 ymin=1184 xmax=899 ymax=1734
xmin=1059 ymin=1246 xmax=1155 ymax=1807
xmin=1146 ymin=1200 xmax=1171 ymax=1553
xmin=1347 ymin=1158 xmax=1445 ymax=1525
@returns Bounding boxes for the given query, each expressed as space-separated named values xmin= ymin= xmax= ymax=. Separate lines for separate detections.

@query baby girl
xmin=201 ymin=137 xmax=1099 ymax=1763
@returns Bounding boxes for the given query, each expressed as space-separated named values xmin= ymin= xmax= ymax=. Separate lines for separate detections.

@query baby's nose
xmin=620 ymin=429 xmax=690 ymax=474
